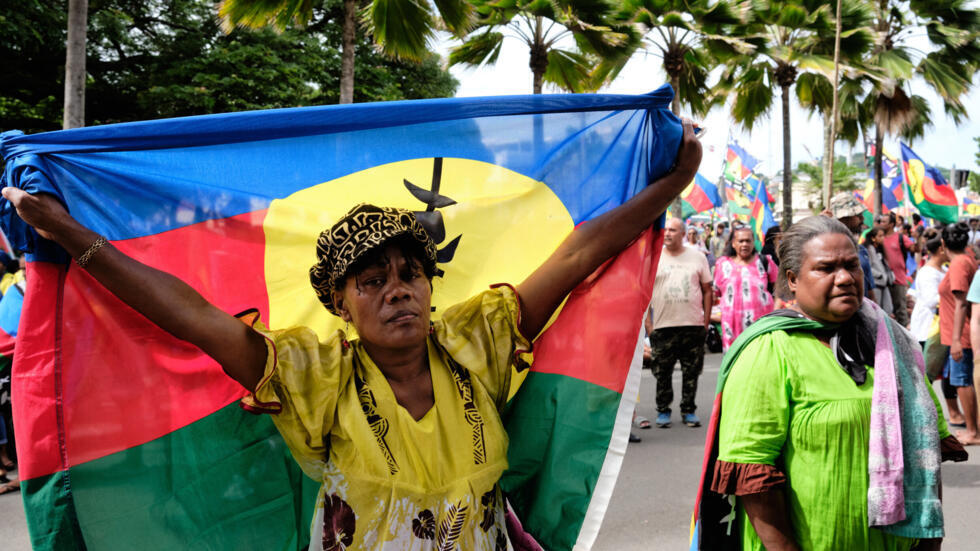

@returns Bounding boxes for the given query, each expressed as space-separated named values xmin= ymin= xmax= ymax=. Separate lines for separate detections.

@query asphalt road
xmin=2 ymin=352 xmax=979 ymax=550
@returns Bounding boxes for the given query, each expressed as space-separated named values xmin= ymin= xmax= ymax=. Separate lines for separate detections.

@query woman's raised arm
xmin=516 ymin=119 xmax=702 ymax=339
xmin=1 ymin=187 xmax=268 ymax=391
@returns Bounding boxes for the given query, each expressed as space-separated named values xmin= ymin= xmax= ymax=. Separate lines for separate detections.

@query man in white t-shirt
xmin=648 ymin=217 xmax=713 ymax=428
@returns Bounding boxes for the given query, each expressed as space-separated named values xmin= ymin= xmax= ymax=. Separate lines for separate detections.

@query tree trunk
xmin=64 ymin=0 xmax=88 ymax=129
xmin=827 ymin=0 xmax=843 ymax=206
xmin=669 ymin=74 xmax=683 ymax=218
xmin=874 ymin=124 xmax=884 ymax=216
xmin=781 ymin=84 xmax=792 ymax=228
xmin=532 ymin=69 xmax=544 ymax=94
xmin=822 ymin=111 xmax=834 ymax=210
xmin=531 ymin=16 xmax=545 ymax=94
xmin=339 ymin=0 xmax=356 ymax=104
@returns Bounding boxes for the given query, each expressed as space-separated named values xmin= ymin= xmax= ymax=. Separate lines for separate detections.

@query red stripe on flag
xmin=0 ymin=327 xmax=14 ymax=357
xmin=12 ymin=262 xmax=64 ymax=480
xmin=685 ymin=185 xmax=714 ymax=214
xmin=530 ymin=226 xmax=662 ymax=393
xmin=922 ymin=177 xmax=957 ymax=206
xmin=17 ymin=211 xmax=270 ymax=479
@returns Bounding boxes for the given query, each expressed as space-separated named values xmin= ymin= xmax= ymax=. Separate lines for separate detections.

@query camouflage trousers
xmin=645 ymin=326 xmax=706 ymax=414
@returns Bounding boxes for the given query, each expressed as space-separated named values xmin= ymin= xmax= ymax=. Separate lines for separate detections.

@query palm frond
xmin=776 ymin=4 xmax=808 ymax=29
xmin=795 ymin=72 xmax=832 ymax=113
xmin=369 ymin=0 xmax=435 ymax=60
xmin=730 ymin=63 xmax=773 ymax=130
xmin=543 ymin=48 xmax=595 ymax=92
xmin=917 ymin=52 xmax=971 ymax=108
xmin=217 ymin=0 xmax=313 ymax=33
xmin=873 ymin=48 xmax=915 ymax=79
xmin=448 ymin=31 xmax=505 ymax=67
xmin=433 ymin=0 xmax=475 ymax=35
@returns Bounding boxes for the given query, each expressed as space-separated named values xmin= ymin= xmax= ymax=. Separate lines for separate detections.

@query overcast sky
xmin=435 ymin=31 xmax=980 ymax=183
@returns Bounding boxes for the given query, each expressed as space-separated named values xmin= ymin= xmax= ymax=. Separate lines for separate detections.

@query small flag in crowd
xmin=963 ymin=195 xmax=980 ymax=217
xmin=901 ymin=142 xmax=958 ymax=224
xmin=681 ymin=174 xmax=723 ymax=219
xmin=723 ymin=140 xmax=760 ymax=184
xmin=726 ymin=186 xmax=752 ymax=220
xmin=858 ymin=174 xmax=904 ymax=214
xmin=744 ymin=174 xmax=774 ymax=205
xmin=750 ymin=177 xmax=778 ymax=250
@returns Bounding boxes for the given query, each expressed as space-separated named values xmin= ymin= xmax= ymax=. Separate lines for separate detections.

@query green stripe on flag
xmin=681 ymin=200 xmax=696 ymax=219
xmin=501 ymin=372 xmax=623 ymax=550
xmin=63 ymin=402 xmax=318 ymax=549
xmin=21 ymin=471 xmax=86 ymax=550
xmin=915 ymin=202 xmax=958 ymax=225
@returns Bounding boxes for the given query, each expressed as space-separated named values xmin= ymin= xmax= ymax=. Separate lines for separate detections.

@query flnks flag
xmin=749 ymin=178 xmax=777 ymax=251
xmin=681 ymin=174 xmax=723 ymax=218
xmin=0 ymin=87 xmax=682 ymax=550
xmin=723 ymin=141 xmax=759 ymax=184
xmin=860 ymin=143 xmax=904 ymax=213
xmin=901 ymin=142 xmax=958 ymax=224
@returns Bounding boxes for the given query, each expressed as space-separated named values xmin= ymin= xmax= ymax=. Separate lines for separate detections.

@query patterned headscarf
xmin=310 ymin=204 xmax=437 ymax=316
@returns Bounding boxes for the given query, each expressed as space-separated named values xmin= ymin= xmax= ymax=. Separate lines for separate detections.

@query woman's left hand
xmin=951 ymin=341 xmax=963 ymax=362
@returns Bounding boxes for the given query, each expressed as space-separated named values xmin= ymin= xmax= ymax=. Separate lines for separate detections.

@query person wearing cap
xmin=1 ymin=122 xmax=702 ymax=549
xmin=827 ymin=192 xmax=875 ymax=300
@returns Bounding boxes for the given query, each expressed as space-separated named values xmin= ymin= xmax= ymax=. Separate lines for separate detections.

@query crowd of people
xmin=0 ymin=115 xmax=971 ymax=548
xmin=634 ymin=214 xmax=780 ymax=438
xmin=639 ymin=192 xmax=971 ymax=549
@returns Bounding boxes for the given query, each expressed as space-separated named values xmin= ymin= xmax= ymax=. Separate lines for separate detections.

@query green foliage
xmin=449 ymin=0 xmax=630 ymax=93
xmin=219 ymin=0 xmax=473 ymax=58
xmin=0 ymin=0 xmax=458 ymax=132
xmin=218 ymin=0 xmax=315 ymax=33
xmin=591 ymin=0 xmax=752 ymax=116
xmin=0 ymin=1 xmax=69 ymax=133
xmin=796 ymin=156 xmax=865 ymax=203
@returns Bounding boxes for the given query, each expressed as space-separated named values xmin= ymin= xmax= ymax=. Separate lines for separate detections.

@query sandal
xmin=633 ymin=415 xmax=652 ymax=430
xmin=1 ymin=461 xmax=15 ymax=471
xmin=0 ymin=481 xmax=19 ymax=495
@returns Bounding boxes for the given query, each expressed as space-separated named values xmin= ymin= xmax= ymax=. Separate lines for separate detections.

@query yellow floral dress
xmin=241 ymin=285 xmax=531 ymax=551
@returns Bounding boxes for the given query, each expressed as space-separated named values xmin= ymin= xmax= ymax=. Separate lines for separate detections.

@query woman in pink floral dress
xmin=713 ymin=227 xmax=779 ymax=350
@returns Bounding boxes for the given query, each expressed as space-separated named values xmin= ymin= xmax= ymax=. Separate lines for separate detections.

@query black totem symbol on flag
xmin=403 ymin=157 xmax=462 ymax=278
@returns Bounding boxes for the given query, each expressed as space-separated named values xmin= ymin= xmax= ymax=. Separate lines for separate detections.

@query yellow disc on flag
xmin=262 ymin=157 xmax=573 ymax=341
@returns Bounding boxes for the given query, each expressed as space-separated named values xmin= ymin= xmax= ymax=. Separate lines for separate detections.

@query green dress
xmin=717 ymin=330 xmax=916 ymax=551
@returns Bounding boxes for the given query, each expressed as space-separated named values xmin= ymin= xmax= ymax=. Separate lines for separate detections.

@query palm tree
xmin=218 ymin=0 xmax=472 ymax=104
xmin=712 ymin=0 xmax=872 ymax=227
xmin=862 ymin=0 xmax=980 ymax=214
xmin=585 ymin=0 xmax=753 ymax=216
xmin=448 ymin=0 xmax=629 ymax=94
xmin=595 ymin=0 xmax=753 ymax=116
xmin=64 ymin=0 xmax=87 ymax=128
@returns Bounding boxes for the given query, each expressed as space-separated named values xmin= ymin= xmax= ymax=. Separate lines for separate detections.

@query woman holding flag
xmin=3 ymin=122 xmax=701 ymax=549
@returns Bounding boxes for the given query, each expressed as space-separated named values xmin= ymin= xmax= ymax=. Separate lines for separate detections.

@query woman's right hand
xmin=2 ymin=187 xmax=75 ymax=242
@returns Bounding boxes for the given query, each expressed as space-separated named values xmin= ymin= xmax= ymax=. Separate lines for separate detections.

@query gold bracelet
xmin=75 ymin=236 xmax=108 ymax=268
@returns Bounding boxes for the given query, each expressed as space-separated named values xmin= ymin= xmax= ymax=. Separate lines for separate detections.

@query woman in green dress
xmin=707 ymin=216 xmax=966 ymax=551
